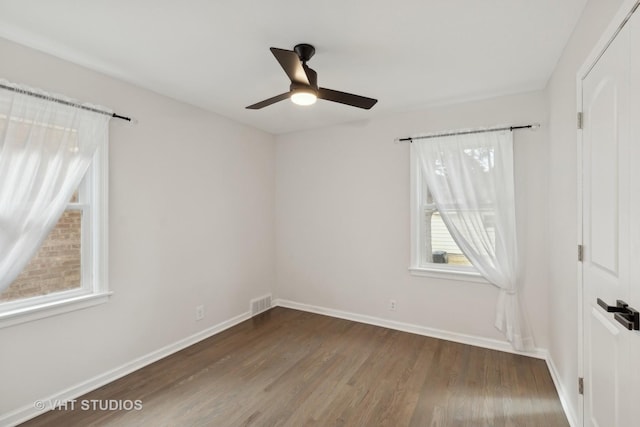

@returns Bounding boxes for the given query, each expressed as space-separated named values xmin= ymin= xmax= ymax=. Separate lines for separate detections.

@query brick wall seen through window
xmin=0 ymin=209 xmax=82 ymax=302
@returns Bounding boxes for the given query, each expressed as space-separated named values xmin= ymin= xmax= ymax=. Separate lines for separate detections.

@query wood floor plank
xmin=20 ymin=307 xmax=569 ymax=427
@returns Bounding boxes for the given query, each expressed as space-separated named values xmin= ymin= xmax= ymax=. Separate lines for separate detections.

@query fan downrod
xmin=294 ymin=43 xmax=315 ymax=62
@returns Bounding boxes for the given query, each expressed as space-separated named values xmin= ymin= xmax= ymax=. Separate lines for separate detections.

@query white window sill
xmin=409 ymin=266 xmax=490 ymax=284
xmin=0 ymin=291 xmax=113 ymax=329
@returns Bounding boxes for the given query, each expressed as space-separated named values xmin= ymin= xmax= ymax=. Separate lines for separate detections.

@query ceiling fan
xmin=246 ymin=43 xmax=378 ymax=110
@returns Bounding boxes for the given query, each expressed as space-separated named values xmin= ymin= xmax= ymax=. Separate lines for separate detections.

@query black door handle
xmin=597 ymin=298 xmax=628 ymax=313
xmin=597 ymin=298 xmax=640 ymax=330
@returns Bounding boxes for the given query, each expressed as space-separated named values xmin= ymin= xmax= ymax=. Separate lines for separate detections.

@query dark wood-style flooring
xmin=22 ymin=307 xmax=569 ymax=426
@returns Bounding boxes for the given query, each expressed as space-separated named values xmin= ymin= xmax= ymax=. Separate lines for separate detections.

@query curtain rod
xmin=396 ymin=123 xmax=540 ymax=143
xmin=0 ymin=83 xmax=132 ymax=122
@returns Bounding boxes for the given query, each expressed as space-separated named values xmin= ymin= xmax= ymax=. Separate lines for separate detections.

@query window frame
xmin=409 ymin=143 xmax=488 ymax=283
xmin=0 ymin=139 xmax=111 ymax=328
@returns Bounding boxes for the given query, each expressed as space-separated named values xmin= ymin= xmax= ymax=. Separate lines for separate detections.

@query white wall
xmin=0 ymin=37 xmax=276 ymax=417
xmin=545 ymin=0 xmax=624 ymax=422
xmin=275 ymin=91 xmax=550 ymax=349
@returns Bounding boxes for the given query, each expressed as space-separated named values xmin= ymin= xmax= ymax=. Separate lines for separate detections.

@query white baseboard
xmin=274 ymin=298 xmax=548 ymax=359
xmin=1 ymin=311 xmax=251 ymax=427
xmin=274 ymin=298 xmax=579 ymax=425
xmin=545 ymin=355 xmax=579 ymax=427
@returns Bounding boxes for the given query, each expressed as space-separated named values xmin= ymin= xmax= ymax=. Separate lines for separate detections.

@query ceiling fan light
xmin=291 ymin=88 xmax=317 ymax=106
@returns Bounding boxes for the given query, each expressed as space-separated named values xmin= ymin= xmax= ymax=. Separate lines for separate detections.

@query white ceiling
xmin=0 ymin=0 xmax=587 ymax=135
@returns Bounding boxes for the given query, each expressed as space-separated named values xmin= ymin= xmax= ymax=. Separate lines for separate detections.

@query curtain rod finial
xmin=395 ymin=137 xmax=413 ymax=143
xmin=393 ymin=137 xmax=413 ymax=144
xmin=116 ymin=116 xmax=138 ymax=126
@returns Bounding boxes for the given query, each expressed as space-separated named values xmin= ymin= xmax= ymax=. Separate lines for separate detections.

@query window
xmin=409 ymin=144 xmax=487 ymax=282
xmin=0 ymin=119 xmax=110 ymax=328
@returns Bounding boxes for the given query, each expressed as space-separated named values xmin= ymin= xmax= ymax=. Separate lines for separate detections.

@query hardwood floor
xmin=22 ymin=307 xmax=569 ymax=427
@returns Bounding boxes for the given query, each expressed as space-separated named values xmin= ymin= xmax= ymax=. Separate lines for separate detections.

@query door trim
xmin=576 ymin=1 xmax=640 ymax=426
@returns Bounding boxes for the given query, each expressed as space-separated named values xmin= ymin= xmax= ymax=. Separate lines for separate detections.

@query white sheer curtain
xmin=414 ymin=129 xmax=534 ymax=351
xmin=0 ymin=80 xmax=111 ymax=293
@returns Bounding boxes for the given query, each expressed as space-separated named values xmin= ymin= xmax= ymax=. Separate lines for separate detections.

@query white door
xmin=581 ymin=9 xmax=640 ymax=427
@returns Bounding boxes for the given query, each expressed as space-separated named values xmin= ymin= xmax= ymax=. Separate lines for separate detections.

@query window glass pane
xmin=430 ymin=212 xmax=472 ymax=266
xmin=0 ymin=209 xmax=82 ymax=303
xmin=69 ymin=189 xmax=79 ymax=203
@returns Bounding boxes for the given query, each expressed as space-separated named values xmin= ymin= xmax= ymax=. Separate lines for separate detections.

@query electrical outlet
xmin=389 ymin=299 xmax=397 ymax=311
xmin=195 ymin=305 xmax=205 ymax=321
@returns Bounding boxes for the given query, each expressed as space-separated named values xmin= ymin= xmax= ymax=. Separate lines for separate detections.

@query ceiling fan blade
xmin=318 ymin=88 xmax=378 ymax=110
xmin=270 ymin=47 xmax=310 ymax=85
xmin=246 ymin=92 xmax=291 ymax=109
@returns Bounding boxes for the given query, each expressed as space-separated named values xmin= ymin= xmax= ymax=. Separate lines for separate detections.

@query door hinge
xmin=578 ymin=244 xmax=584 ymax=262
xmin=578 ymin=377 xmax=584 ymax=395
xmin=577 ymin=112 xmax=583 ymax=129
